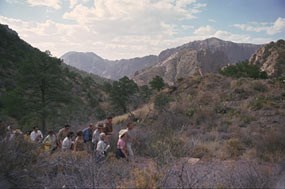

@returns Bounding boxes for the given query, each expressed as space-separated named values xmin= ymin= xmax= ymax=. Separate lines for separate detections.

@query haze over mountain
xmin=61 ymin=52 xmax=159 ymax=80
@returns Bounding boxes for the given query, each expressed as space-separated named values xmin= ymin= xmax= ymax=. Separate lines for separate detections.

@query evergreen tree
xmin=13 ymin=52 xmax=70 ymax=133
xmin=149 ymin=75 xmax=165 ymax=91
xmin=108 ymin=76 xmax=138 ymax=113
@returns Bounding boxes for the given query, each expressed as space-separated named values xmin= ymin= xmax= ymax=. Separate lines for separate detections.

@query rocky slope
xmin=133 ymin=38 xmax=262 ymax=85
xmin=61 ymin=52 xmax=158 ymax=80
xmin=249 ymin=39 xmax=285 ymax=77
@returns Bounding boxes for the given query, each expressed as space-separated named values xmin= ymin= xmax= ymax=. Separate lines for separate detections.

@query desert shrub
xmin=0 ymin=138 xmax=39 ymax=187
xmin=154 ymin=93 xmax=171 ymax=111
xmin=239 ymin=113 xmax=256 ymax=126
xmin=161 ymin=160 xmax=276 ymax=188
xmin=121 ymin=166 xmax=160 ymax=188
xmin=217 ymin=123 xmax=230 ymax=133
xmin=250 ymin=96 xmax=268 ymax=110
xmin=191 ymin=145 xmax=211 ymax=159
xmin=225 ymin=138 xmax=245 ymax=159
xmin=233 ymin=87 xmax=252 ymax=100
xmin=186 ymin=107 xmax=195 ymax=117
xmin=254 ymin=128 xmax=285 ymax=162
xmin=16 ymin=152 xmax=132 ymax=188
xmin=223 ymin=161 xmax=275 ymax=188
xmin=252 ymin=81 xmax=268 ymax=92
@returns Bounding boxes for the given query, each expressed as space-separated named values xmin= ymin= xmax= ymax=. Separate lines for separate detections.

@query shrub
xmin=154 ymin=93 xmax=171 ymax=111
xmin=191 ymin=145 xmax=211 ymax=159
xmin=255 ymin=128 xmax=285 ymax=162
xmin=225 ymin=138 xmax=245 ymax=159
xmin=220 ymin=61 xmax=268 ymax=79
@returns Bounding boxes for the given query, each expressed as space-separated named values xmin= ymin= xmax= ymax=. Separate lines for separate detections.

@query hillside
xmin=61 ymin=51 xmax=158 ymax=80
xmin=0 ymin=24 xmax=108 ymax=132
xmin=133 ymin=38 xmax=262 ymax=85
xmin=1 ymin=73 xmax=284 ymax=188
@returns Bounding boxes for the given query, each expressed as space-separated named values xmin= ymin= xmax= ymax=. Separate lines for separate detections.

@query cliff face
xmin=133 ymin=38 xmax=261 ymax=85
xmin=249 ymin=39 xmax=285 ymax=77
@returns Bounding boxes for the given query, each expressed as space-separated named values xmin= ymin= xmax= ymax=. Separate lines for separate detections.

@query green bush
xmin=220 ymin=61 xmax=268 ymax=79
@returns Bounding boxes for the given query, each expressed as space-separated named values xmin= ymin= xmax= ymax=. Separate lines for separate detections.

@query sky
xmin=0 ymin=0 xmax=284 ymax=60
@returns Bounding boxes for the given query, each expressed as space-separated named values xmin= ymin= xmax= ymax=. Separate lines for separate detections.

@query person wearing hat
xmin=95 ymin=132 xmax=110 ymax=162
xmin=116 ymin=129 xmax=128 ymax=159
xmin=92 ymin=123 xmax=104 ymax=150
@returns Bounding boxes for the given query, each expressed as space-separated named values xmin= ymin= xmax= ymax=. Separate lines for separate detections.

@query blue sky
xmin=0 ymin=0 xmax=284 ymax=60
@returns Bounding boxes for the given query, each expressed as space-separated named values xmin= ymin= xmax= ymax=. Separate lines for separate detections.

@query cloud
xmin=26 ymin=0 xmax=61 ymax=10
xmin=208 ymin=19 xmax=216 ymax=23
xmin=233 ymin=17 xmax=285 ymax=35
xmin=268 ymin=17 xmax=285 ymax=35
xmin=192 ymin=24 xmax=271 ymax=44
xmin=193 ymin=25 xmax=215 ymax=35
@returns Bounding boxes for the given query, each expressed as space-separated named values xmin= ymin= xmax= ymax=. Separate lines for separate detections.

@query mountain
xmin=133 ymin=38 xmax=262 ymax=85
xmin=249 ymin=39 xmax=285 ymax=77
xmin=61 ymin=52 xmax=159 ymax=80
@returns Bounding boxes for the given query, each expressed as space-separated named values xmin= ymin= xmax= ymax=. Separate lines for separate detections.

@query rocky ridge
xmin=249 ymin=39 xmax=285 ymax=77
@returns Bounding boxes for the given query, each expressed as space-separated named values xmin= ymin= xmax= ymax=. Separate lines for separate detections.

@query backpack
xmin=82 ymin=128 xmax=91 ymax=142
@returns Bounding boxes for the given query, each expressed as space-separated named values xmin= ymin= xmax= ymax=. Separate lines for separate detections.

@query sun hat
xmin=96 ymin=123 xmax=104 ymax=129
xmin=119 ymin=129 xmax=128 ymax=138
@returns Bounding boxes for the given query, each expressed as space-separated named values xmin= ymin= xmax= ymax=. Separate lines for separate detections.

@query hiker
xmin=62 ymin=131 xmax=74 ymax=151
xmin=95 ymin=133 xmax=110 ymax=162
xmin=103 ymin=116 xmax=113 ymax=144
xmin=73 ymin=131 xmax=84 ymax=152
xmin=23 ymin=130 xmax=31 ymax=141
xmin=126 ymin=122 xmax=136 ymax=161
xmin=30 ymin=126 xmax=43 ymax=143
xmin=82 ymin=123 xmax=94 ymax=152
xmin=42 ymin=130 xmax=57 ymax=153
xmin=116 ymin=129 xmax=128 ymax=159
xmin=92 ymin=123 xmax=104 ymax=150
xmin=57 ymin=124 xmax=70 ymax=147
xmin=7 ymin=125 xmax=23 ymax=141
xmin=103 ymin=116 xmax=113 ymax=136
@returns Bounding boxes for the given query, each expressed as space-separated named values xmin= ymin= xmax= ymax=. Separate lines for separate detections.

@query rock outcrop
xmin=249 ymin=39 xmax=285 ymax=77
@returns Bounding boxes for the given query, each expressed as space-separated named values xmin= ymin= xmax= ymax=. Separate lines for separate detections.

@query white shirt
xmin=92 ymin=129 xmax=100 ymax=144
xmin=62 ymin=137 xmax=73 ymax=150
xmin=43 ymin=134 xmax=57 ymax=149
xmin=30 ymin=130 xmax=43 ymax=142
xmin=96 ymin=140 xmax=108 ymax=154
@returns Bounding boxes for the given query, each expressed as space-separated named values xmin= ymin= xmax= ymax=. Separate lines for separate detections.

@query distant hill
xmin=133 ymin=38 xmax=262 ymax=85
xmin=0 ymin=24 xmax=108 ymax=132
xmin=61 ymin=52 xmax=159 ymax=80
xmin=249 ymin=39 xmax=285 ymax=77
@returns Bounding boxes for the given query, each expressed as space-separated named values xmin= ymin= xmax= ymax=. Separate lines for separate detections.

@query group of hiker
xmin=5 ymin=116 xmax=137 ymax=162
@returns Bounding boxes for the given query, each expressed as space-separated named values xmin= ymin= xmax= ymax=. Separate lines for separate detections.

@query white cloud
xmin=26 ymin=0 xmax=61 ymax=10
xmin=233 ymin=17 xmax=285 ymax=35
xmin=268 ymin=17 xmax=285 ymax=35
xmin=208 ymin=19 xmax=216 ymax=23
xmin=192 ymin=24 xmax=271 ymax=44
xmin=193 ymin=25 xmax=215 ymax=35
